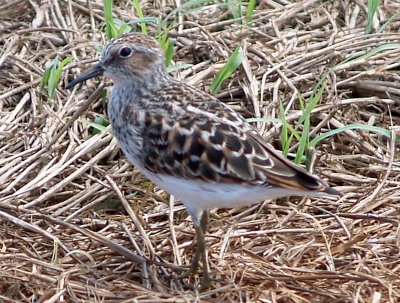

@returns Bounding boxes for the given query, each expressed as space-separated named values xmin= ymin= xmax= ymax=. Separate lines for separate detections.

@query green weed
xmin=379 ymin=12 xmax=400 ymax=32
xmin=40 ymin=56 xmax=73 ymax=100
xmin=336 ymin=43 xmax=400 ymax=67
xmin=79 ymin=117 xmax=111 ymax=136
xmin=210 ymin=46 xmax=244 ymax=94
xmin=246 ymin=0 xmax=256 ymax=24
xmin=275 ymin=71 xmax=398 ymax=165
xmin=227 ymin=0 xmax=243 ymax=21
xmin=104 ymin=0 xmax=118 ymax=38
xmin=132 ymin=0 xmax=147 ymax=34
xmin=310 ymin=124 xmax=399 ymax=147
xmin=278 ymin=77 xmax=326 ymax=165
xmin=365 ymin=0 xmax=381 ymax=34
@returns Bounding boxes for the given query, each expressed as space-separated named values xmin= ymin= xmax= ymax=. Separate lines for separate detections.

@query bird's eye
xmin=119 ymin=46 xmax=132 ymax=58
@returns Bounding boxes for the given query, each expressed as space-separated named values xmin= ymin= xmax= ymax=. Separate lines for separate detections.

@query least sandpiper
xmin=66 ymin=33 xmax=340 ymax=290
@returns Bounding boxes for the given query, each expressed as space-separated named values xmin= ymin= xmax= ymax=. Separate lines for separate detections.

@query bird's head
xmin=66 ymin=33 xmax=166 ymax=89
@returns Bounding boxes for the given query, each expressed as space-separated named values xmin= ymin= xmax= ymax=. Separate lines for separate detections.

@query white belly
xmin=140 ymin=171 xmax=318 ymax=223
xmin=114 ymin=124 xmax=320 ymax=223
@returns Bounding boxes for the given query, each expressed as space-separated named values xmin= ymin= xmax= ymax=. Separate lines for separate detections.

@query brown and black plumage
xmin=67 ymin=33 xmax=340 ymax=290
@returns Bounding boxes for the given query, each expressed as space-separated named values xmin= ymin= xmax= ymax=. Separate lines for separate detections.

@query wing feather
xmin=137 ymin=82 xmax=339 ymax=196
xmin=140 ymin=112 xmax=336 ymax=195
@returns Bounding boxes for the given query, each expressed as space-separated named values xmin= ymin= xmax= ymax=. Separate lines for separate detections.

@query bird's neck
xmin=114 ymin=68 xmax=170 ymax=97
xmin=109 ymin=70 xmax=172 ymax=123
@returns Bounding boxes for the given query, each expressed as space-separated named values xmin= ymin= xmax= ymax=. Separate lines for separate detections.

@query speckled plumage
xmin=66 ymin=33 xmax=340 ymax=290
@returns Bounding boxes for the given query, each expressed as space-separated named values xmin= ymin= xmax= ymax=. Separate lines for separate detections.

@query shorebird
xmin=66 ymin=33 xmax=340 ymax=290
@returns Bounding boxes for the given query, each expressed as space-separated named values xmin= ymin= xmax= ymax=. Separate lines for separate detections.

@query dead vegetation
xmin=0 ymin=0 xmax=400 ymax=302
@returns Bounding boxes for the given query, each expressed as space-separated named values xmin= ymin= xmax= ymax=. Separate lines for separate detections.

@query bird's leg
xmin=176 ymin=225 xmax=203 ymax=278
xmin=177 ymin=211 xmax=210 ymax=290
xmin=198 ymin=211 xmax=210 ymax=290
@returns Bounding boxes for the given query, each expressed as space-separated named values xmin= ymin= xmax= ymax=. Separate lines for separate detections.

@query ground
xmin=0 ymin=0 xmax=399 ymax=302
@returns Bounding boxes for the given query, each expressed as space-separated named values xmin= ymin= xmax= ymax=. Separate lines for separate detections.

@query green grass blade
xmin=227 ymin=0 xmax=242 ymax=21
xmin=156 ymin=28 xmax=175 ymax=67
xmin=49 ymin=57 xmax=72 ymax=98
xmin=309 ymin=123 xmax=398 ymax=147
xmin=54 ymin=57 xmax=73 ymax=88
xmin=279 ymin=101 xmax=289 ymax=155
xmin=366 ymin=0 xmax=381 ymax=34
xmin=293 ymin=77 xmax=325 ymax=163
xmin=116 ymin=23 xmax=129 ymax=36
xmin=379 ymin=13 xmax=400 ymax=32
xmin=278 ymin=74 xmax=326 ymax=162
xmin=246 ymin=117 xmax=281 ymax=124
xmin=246 ymin=0 xmax=256 ymax=24
xmin=295 ymin=115 xmax=309 ymax=164
xmin=47 ymin=57 xmax=59 ymax=99
xmin=92 ymin=116 xmax=110 ymax=135
xmin=298 ymin=78 xmax=326 ymax=125
xmin=166 ymin=63 xmax=193 ymax=73
xmin=128 ymin=17 xmax=158 ymax=26
xmin=132 ymin=0 xmax=147 ymax=34
xmin=164 ymin=37 xmax=174 ymax=67
xmin=43 ymin=56 xmax=73 ymax=99
xmin=104 ymin=0 xmax=116 ymax=39
xmin=210 ymin=46 xmax=244 ymax=94
xmin=113 ymin=19 xmax=133 ymax=35
xmin=287 ymin=124 xmax=301 ymax=142
xmin=336 ymin=44 xmax=400 ymax=68
xmin=79 ymin=117 xmax=111 ymax=135
xmin=40 ymin=62 xmax=52 ymax=94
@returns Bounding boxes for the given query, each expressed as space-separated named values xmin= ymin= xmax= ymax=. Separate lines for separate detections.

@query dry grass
xmin=1 ymin=0 xmax=400 ymax=302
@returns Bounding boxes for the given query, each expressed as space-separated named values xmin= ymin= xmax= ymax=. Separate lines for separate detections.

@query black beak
xmin=65 ymin=63 xmax=104 ymax=89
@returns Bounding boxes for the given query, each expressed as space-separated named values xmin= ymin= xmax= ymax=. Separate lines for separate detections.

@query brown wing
xmin=141 ymin=112 xmax=338 ymax=195
xmin=246 ymin=132 xmax=339 ymax=195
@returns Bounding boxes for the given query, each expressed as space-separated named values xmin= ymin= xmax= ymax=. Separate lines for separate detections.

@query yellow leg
xmin=198 ymin=211 xmax=210 ymax=290
xmin=177 ymin=211 xmax=210 ymax=290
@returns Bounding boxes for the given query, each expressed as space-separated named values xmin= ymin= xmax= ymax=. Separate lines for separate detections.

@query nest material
xmin=0 ymin=0 xmax=399 ymax=302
